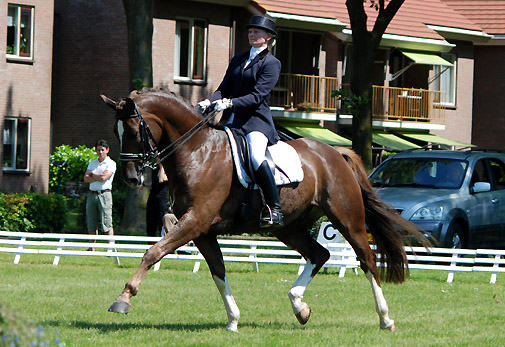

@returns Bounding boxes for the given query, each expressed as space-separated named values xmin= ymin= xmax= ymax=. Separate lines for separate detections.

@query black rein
xmin=118 ymin=101 xmax=218 ymax=172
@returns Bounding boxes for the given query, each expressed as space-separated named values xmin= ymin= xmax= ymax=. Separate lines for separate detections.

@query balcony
xmin=271 ymin=73 xmax=339 ymax=113
xmin=270 ymin=73 xmax=446 ymax=125
xmin=371 ymin=86 xmax=445 ymax=124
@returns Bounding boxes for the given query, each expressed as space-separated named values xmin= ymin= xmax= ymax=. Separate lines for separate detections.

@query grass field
xmin=1 ymin=252 xmax=504 ymax=346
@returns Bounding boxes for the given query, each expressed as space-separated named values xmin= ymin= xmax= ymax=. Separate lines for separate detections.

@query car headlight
xmin=411 ymin=206 xmax=444 ymax=221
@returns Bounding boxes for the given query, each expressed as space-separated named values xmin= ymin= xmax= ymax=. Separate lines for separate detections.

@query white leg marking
xmin=213 ymin=275 xmax=240 ymax=332
xmin=365 ymin=271 xmax=395 ymax=329
xmin=288 ymin=261 xmax=315 ymax=315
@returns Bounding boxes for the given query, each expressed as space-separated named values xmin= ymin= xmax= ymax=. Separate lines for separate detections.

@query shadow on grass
xmin=44 ymin=320 xmax=291 ymax=332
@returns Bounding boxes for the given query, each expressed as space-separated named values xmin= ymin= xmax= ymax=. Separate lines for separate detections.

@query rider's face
xmin=248 ymin=28 xmax=271 ymax=48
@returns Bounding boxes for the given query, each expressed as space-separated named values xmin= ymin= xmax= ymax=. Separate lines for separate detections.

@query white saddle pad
xmin=224 ymin=126 xmax=304 ymax=189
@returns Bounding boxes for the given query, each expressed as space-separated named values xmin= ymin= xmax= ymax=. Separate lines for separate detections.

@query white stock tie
xmin=244 ymin=51 xmax=259 ymax=69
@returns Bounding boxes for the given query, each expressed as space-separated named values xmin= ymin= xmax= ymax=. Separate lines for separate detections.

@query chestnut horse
xmin=101 ymin=88 xmax=427 ymax=332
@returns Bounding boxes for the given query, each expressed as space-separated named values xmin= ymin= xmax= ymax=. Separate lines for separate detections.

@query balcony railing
xmin=270 ymin=73 xmax=445 ymax=124
xmin=271 ymin=73 xmax=339 ymax=113
xmin=372 ymin=85 xmax=445 ymax=124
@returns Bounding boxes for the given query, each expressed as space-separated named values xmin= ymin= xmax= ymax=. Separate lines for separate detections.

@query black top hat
xmin=246 ymin=15 xmax=277 ymax=36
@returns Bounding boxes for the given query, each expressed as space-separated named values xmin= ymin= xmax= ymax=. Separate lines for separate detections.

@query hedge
xmin=0 ymin=192 xmax=67 ymax=233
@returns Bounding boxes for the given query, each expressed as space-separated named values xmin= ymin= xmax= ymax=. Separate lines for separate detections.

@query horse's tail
xmin=335 ymin=147 xmax=431 ymax=283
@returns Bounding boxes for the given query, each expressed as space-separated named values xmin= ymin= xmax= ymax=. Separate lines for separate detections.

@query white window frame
xmin=433 ymin=53 xmax=457 ymax=107
xmin=6 ymin=4 xmax=34 ymax=60
xmin=174 ymin=17 xmax=208 ymax=83
xmin=3 ymin=117 xmax=31 ymax=172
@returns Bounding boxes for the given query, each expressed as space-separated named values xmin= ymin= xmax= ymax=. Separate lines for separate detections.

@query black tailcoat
xmin=209 ymin=48 xmax=281 ymax=145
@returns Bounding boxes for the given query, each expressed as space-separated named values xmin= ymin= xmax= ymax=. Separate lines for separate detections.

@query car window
xmin=370 ymin=158 xmax=467 ymax=189
xmin=471 ymin=159 xmax=491 ymax=186
xmin=489 ymin=158 xmax=505 ymax=190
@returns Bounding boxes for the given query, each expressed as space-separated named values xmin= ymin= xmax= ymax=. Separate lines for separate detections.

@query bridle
xmin=118 ymin=100 xmax=218 ymax=175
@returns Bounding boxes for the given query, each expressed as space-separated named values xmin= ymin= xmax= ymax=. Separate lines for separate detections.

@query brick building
xmin=1 ymin=0 xmax=54 ymax=193
xmin=2 ymin=0 xmax=505 ymax=193
xmin=442 ymin=0 xmax=505 ymax=150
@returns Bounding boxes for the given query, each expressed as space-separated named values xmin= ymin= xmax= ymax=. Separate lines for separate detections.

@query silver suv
xmin=369 ymin=149 xmax=505 ymax=249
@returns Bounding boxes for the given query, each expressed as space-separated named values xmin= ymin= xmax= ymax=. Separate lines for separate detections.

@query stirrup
xmin=260 ymin=206 xmax=284 ymax=228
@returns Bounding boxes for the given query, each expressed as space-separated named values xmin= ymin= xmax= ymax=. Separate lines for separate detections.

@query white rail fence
xmin=1 ymin=229 xmax=504 ymax=284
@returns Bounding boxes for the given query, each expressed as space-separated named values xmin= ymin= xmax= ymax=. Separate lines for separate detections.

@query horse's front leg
xmin=193 ymin=235 xmax=240 ymax=332
xmin=274 ymin=228 xmax=330 ymax=325
xmin=108 ymin=213 xmax=202 ymax=314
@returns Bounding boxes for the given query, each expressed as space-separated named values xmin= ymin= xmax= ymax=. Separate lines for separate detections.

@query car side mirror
xmin=472 ymin=182 xmax=491 ymax=193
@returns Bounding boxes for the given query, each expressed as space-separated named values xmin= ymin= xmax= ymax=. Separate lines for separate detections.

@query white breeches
xmin=246 ymin=131 xmax=268 ymax=171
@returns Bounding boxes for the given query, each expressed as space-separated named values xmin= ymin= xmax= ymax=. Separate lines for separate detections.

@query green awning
xmin=396 ymin=132 xmax=474 ymax=147
xmin=275 ymin=120 xmax=352 ymax=146
xmin=401 ymin=50 xmax=453 ymax=66
xmin=372 ymin=132 xmax=421 ymax=151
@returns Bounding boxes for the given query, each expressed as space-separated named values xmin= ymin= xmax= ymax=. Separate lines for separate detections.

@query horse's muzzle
xmin=123 ymin=161 xmax=143 ymax=187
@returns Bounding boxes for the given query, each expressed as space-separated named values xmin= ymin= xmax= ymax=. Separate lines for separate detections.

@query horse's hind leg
xmin=336 ymin=222 xmax=396 ymax=331
xmin=273 ymin=227 xmax=330 ymax=325
xmin=193 ymin=234 xmax=240 ymax=332
xmin=365 ymin=270 xmax=396 ymax=331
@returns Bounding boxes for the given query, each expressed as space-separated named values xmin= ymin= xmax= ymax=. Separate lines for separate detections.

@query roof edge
xmin=340 ymin=29 xmax=455 ymax=52
xmin=427 ymin=24 xmax=492 ymax=43
xmin=265 ymin=11 xmax=347 ymax=32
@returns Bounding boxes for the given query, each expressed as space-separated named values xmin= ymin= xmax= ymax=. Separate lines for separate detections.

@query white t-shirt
xmin=87 ymin=156 xmax=116 ymax=191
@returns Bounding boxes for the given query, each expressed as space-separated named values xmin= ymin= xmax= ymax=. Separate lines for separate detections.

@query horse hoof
xmin=108 ymin=300 xmax=131 ymax=314
xmin=381 ymin=323 xmax=397 ymax=332
xmin=226 ymin=326 xmax=238 ymax=333
xmin=295 ymin=305 xmax=312 ymax=325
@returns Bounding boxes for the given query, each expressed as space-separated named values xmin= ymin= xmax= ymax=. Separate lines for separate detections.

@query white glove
xmin=213 ymin=99 xmax=233 ymax=112
xmin=196 ymin=99 xmax=211 ymax=114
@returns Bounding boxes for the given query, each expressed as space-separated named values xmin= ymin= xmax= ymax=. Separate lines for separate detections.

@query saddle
xmin=223 ymin=126 xmax=304 ymax=189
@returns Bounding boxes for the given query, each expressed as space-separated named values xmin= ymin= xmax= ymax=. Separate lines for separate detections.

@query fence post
xmin=447 ymin=252 xmax=459 ymax=283
xmin=52 ymin=238 xmax=65 ymax=266
xmin=490 ymin=254 xmax=501 ymax=284
xmin=193 ymin=252 xmax=202 ymax=273
xmin=249 ymin=245 xmax=259 ymax=272
xmin=107 ymin=240 xmax=120 ymax=266
xmin=13 ymin=237 xmax=26 ymax=265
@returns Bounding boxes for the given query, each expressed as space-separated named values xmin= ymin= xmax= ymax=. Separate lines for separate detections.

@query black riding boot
xmin=254 ymin=161 xmax=284 ymax=227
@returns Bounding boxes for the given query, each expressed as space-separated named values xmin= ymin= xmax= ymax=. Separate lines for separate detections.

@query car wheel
xmin=446 ymin=223 xmax=464 ymax=249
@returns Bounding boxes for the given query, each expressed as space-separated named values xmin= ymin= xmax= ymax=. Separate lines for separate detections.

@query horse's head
xmin=101 ymin=94 xmax=161 ymax=187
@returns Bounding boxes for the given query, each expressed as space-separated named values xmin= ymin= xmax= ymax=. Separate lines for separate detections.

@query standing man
xmin=84 ymin=139 xmax=116 ymax=250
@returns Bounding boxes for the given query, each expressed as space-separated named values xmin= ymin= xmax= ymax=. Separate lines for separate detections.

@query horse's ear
xmin=101 ymin=94 xmax=117 ymax=110
xmin=124 ymin=98 xmax=136 ymax=112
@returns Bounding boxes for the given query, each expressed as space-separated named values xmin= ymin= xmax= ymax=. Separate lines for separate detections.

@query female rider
xmin=197 ymin=15 xmax=282 ymax=227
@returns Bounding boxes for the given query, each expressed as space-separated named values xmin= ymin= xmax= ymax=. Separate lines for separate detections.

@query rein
xmin=119 ymin=101 xmax=218 ymax=173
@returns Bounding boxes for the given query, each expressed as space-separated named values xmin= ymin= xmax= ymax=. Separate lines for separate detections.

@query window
xmin=489 ymin=159 xmax=505 ymax=190
xmin=433 ymin=53 xmax=456 ymax=106
xmin=3 ymin=118 xmax=30 ymax=171
xmin=175 ymin=18 xmax=207 ymax=81
xmin=6 ymin=4 xmax=34 ymax=59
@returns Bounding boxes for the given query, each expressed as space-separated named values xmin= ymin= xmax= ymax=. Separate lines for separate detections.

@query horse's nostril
xmin=126 ymin=178 xmax=139 ymax=186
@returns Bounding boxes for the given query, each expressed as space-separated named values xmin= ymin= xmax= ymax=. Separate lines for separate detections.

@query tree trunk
xmin=346 ymin=0 xmax=405 ymax=172
xmin=122 ymin=0 xmax=154 ymax=91
xmin=120 ymin=186 xmax=150 ymax=234
xmin=120 ymin=0 xmax=154 ymax=233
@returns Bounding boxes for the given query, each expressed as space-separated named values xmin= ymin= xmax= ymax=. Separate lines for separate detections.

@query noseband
xmin=118 ymin=101 xmax=218 ymax=174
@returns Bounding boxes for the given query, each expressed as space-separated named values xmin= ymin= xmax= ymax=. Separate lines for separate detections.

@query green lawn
xmin=1 ymin=253 xmax=504 ymax=346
